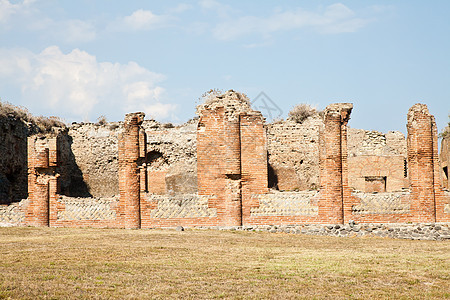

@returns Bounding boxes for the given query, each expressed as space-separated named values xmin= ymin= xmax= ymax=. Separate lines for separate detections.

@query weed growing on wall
xmin=288 ymin=103 xmax=320 ymax=123
xmin=0 ymin=100 xmax=66 ymax=132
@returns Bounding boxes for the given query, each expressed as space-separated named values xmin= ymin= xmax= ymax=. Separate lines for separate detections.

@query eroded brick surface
xmin=26 ymin=133 xmax=61 ymax=227
xmin=196 ymin=90 xmax=268 ymax=226
xmin=407 ymin=104 xmax=445 ymax=222
xmin=118 ymin=112 xmax=147 ymax=229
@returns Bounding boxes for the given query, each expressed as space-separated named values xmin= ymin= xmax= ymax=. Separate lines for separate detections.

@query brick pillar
xmin=223 ymin=117 xmax=242 ymax=226
xmin=319 ymin=103 xmax=353 ymax=224
xmin=407 ymin=104 xmax=442 ymax=222
xmin=26 ymin=135 xmax=60 ymax=227
xmin=240 ymin=113 xmax=268 ymax=224
xmin=118 ymin=112 xmax=146 ymax=229
xmin=197 ymin=91 xmax=269 ymax=227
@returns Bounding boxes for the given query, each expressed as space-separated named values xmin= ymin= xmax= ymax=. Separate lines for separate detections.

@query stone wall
xmin=63 ymin=122 xmax=122 ymax=197
xmin=0 ymin=199 xmax=28 ymax=226
xmin=0 ymin=116 xmax=33 ymax=204
xmin=348 ymin=156 xmax=407 ymax=192
xmin=250 ymin=191 xmax=318 ymax=216
xmin=143 ymin=119 xmax=197 ymax=195
xmin=351 ymin=191 xmax=411 ymax=214
xmin=1 ymin=97 xmax=450 ymax=229
xmin=347 ymin=129 xmax=407 ymax=192
xmin=266 ymin=116 xmax=322 ymax=191
xmin=56 ymin=196 xmax=118 ymax=221
xmin=59 ymin=119 xmax=197 ymax=198
xmin=347 ymin=129 xmax=407 ymax=157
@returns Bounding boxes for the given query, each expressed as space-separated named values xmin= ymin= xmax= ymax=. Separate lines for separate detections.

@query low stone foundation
xmin=203 ymin=223 xmax=450 ymax=240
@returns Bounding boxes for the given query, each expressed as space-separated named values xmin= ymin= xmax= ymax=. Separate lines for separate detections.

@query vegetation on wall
xmin=439 ymin=114 xmax=450 ymax=139
xmin=0 ymin=99 xmax=66 ymax=132
xmin=288 ymin=103 xmax=321 ymax=123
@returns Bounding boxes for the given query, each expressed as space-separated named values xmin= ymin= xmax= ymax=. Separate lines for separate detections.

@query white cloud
xmin=0 ymin=0 xmax=34 ymax=23
xmin=0 ymin=0 xmax=96 ymax=44
xmin=142 ymin=102 xmax=178 ymax=120
xmin=199 ymin=0 xmax=233 ymax=18
xmin=62 ymin=19 xmax=96 ymax=43
xmin=0 ymin=46 xmax=176 ymax=121
xmin=121 ymin=9 xmax=173 ymax=31
xmin=212 ymin=3 xmax=371 ymax=41
xmin=168 ymin=3 xmax=192 ymax=14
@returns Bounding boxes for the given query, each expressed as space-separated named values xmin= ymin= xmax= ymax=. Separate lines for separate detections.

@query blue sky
xmin=0 ymin=0 xmax=449 ymax=134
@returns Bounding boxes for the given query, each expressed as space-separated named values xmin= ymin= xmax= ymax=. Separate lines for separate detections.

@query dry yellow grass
xmin=0 ymin=227 xmax=449 ymax=299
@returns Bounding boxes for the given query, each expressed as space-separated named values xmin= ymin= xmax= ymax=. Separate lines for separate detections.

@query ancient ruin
xmin=1 ymin=90 xmax=449 ymax=229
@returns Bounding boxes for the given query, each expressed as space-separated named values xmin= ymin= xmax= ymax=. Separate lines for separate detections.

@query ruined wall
xmin=143 ymin=119 xmax=197 ymax=195
xmin=63 ymin=122 xmax=122 ymax=197
xmin=0 ymin=199 xmax=28 ymax=226
xmin=266 ymin=121 xmax=408 ymax=193
xmin=2 ymin=96 xmax=450 ymax=229
xmin=266 ymin=116 xmax=322 ymax=191
xmin=0 ymin=116 xmax=33 ymax=204
xmin=440 ymin=129 xmax=449 ymax=189
xmin=347 ymin=104 xmax=448 ymax=223
xmin=348 ymin=129 xmax=407 ymax=157
xmin=347 ymin=129 xmax=407 ymax=192
xmin=348 ymin=156 xmax=406 ymax=192
xmin=58 ymin=119 xmax=196 ymax=198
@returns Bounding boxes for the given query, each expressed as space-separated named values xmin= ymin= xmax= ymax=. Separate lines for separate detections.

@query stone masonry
xmin=347 ymin=129 xmax=407 ymax=192
xmin=266 ymin=116 xmax=323 ymax=191
xmin=1 ymin=95 xmax=449 ymax=231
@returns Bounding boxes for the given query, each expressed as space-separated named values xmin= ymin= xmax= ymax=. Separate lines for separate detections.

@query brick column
xmin=196 ymin=90 xmax=269 ymax=227
xmin=319 ymin=103 xmax=352 ymax=224
xmin=407 ymin=104 xmax=442 ymax=222
xmin=223 ymin=117 xmax=242 ymax=226
xmin=240 ymin=113 xmax=268 ymax=224
xmin=26 ymin=135 xmax=60 ymax=227
xmin=118 ymin=112 xmax=146 ymax=229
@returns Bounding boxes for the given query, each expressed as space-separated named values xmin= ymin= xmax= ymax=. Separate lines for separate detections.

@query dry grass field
xmin=0 ymin=227 xmax=449 ymax=299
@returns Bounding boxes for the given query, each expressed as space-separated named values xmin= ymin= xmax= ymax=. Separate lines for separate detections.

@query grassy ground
xmin=0 ymin=227 xmax=449 ymax=299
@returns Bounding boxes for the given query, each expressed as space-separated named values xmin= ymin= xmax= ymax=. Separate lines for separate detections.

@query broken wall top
xmin=196 ymin=90 xmax=263 ymax=121
xmin=347 ymin=128 xmax=407 ymax=157
xmin=124 ymin=112 xmax=145 ymax=127
xmin=324 ymin=103 xmax=353 ymax=124
xmin=407 ymin=103 xmax=434 ymax=126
